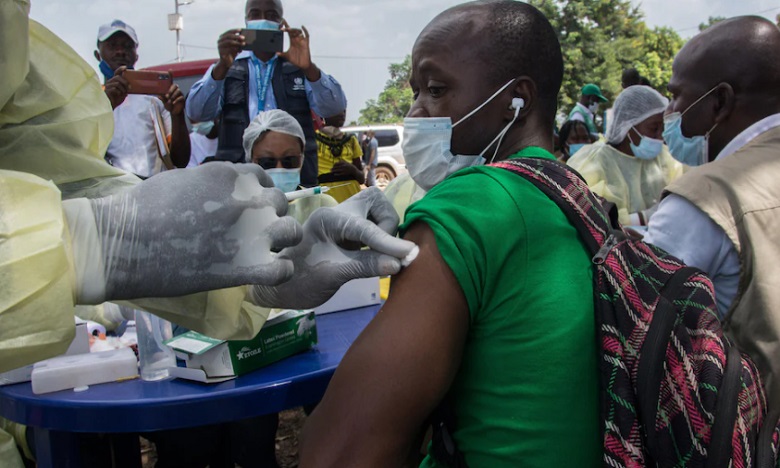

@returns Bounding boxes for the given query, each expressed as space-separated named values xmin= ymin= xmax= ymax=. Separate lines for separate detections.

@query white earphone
xmin=511 ymin=97 xmax=525 ymax=110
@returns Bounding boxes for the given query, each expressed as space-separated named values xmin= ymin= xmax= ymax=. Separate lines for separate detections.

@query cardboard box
xmin=0 ymin=319 xmax=90 ymax=386
xmin=166 ymin=309 xmax=317 ymax=383
xmin=315 ymin=277 xmax=381 ymax=315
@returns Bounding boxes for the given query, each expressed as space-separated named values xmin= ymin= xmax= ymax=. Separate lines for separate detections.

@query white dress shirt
xmin=644 ymin=113 xmax=780 ymax=318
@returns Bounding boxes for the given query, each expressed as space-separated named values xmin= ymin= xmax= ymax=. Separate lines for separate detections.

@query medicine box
xmin=166 ymin=309 xmax=317 ymax=383
xmin=314 ymin=277 xmax=381 ymax=315
xmin=0 ymin=319 xmax=90 ymax=386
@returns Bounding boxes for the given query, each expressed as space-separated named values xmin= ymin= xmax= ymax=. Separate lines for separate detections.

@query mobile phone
xmin=123 ymin=70 xmax=173 ymax=95
xmin=241 ymin=29 xmax=284 ymax=55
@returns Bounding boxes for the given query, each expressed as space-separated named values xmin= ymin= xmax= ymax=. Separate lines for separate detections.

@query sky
xmin=30 ymin=0 xmax=780 ymax=123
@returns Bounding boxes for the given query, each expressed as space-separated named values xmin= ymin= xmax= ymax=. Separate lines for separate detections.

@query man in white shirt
xmin=187 ymin=119 xmax=220 ymax=167
xmin=644 ymin=16 xmax=780 ymax=404
xmin=96 ymin=20 xmax=190 ymax=178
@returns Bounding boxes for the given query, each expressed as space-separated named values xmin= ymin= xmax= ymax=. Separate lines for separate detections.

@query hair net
xmin=606 ymin=86 xmax=669 ymax=144
xmin=242 ymin=110 xmax=306 ymax=159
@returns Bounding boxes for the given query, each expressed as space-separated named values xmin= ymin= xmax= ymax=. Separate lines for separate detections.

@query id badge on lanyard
xmin=252 ymin=55 xmax=277 ymax=113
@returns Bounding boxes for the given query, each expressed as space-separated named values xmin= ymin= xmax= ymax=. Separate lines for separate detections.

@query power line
xmin=179 ymin=43 xmax=403 ymax=60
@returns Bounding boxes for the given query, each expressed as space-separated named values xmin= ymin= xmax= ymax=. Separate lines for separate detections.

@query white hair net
xmin=242 ymin=109 xmax=306 ymax=160
xmin=606 ymin=85 xmax=669 ymax=144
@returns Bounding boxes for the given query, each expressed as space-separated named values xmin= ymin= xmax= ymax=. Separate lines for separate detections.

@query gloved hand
xmin=250 ymin=187 xmax=418 ymax=309
xmin=63 ymin=163 xmax=303 ymax=304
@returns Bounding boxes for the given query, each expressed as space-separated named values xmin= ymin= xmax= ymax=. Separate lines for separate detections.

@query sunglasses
xmin=254 ymin=156 xmax=301 ymax=170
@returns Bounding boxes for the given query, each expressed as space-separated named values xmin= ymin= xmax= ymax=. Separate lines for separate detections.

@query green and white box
xmin=166 ymin=309 xmax=317 ymax=383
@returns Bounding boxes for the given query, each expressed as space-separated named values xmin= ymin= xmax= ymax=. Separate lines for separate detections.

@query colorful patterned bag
xmin=430 ymin=157 xmax=780 ymax=467
xmin=494 ymin=157 xmax=780 ymax=467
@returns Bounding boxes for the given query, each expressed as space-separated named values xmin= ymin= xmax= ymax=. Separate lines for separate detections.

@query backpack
xmin=430 ymin=157 xmax=780 ymax=467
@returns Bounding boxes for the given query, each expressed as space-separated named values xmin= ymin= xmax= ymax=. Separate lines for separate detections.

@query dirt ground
xmin=141 ymin=407 xmax=306 ymax=467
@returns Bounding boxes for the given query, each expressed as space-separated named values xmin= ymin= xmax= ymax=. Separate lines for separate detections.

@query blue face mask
xmin=99 ymin=60 xmax=133 ymax=80
xmin=568 ymin=143 xmax=586 ymax=157
xmin=662 ymin=86 xmax=719 ymax=166
xmin=246 ymin=20 xmax=280 ymax=30
xmin=266 ymin=168 xmax=300 ymax=193
xmin=193 ymin=121 xmax=215 ymax=136
xmin=628 ymin=128 xmax=663 ymax=160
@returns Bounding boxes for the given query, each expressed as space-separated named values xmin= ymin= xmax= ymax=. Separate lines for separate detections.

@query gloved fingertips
xmin=264 ymin=187 xmax=291 ymax=217
xmin=234 ymin=163 xmax=276 ymax=188
xmin=251 ymin=258 xmax=295 ymax=286
xmin=268 ymin=216 xmax=303 ymax=250
xmin=375 ymin=254 xmax=403 ymax=276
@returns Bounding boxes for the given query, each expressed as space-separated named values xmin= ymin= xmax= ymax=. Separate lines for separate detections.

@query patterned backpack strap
xmin=490 ymin=157 xmax=617 ymax=255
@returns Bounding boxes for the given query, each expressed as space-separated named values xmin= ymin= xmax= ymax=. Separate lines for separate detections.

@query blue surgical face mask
xmin=267 ymin=168 xmax=301 ymax=193
xmin=568 ymin=143 xmax=586 ymax=157
xmin=628 ymin=128 xmax=663 ymax=160
xmin=193 ymin=121 xmax=215 ymax=136
xmin=403 ymin=78 xmax=523 ymax=191
xmin=98 ymin=59 xmax=134 ymax=80
xmin=662 ymin=85 xmax=719 ymax=166
xmin=246 ymin=20 xmax=280 ymax=30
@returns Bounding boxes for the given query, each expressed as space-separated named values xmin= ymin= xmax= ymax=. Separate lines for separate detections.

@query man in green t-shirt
xmin=300 ymin=2 xmax=601 ymax=467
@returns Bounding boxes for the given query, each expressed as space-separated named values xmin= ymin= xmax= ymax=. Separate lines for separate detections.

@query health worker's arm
xmin=185 ymin=63 xmax=224 ymax=122
xmin=299 ymin=222 xmax=469 ymax=467
xmin=0 ymin=170 xmax=79 ymax=373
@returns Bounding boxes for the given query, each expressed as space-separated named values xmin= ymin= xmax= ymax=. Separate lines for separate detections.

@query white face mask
xmin=402 ymin=78 xmax=524 ymax=191
xmin=588 ymin=102 xmax=600 ymax=114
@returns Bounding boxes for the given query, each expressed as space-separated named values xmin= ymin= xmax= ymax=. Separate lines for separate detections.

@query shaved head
xmin=676 ymin=16 xmax=780 ymax=97
xmin=667 ymin=16 xmax=780 ymax=158
xmin=422 ymin=1 xmax=563 ymax=121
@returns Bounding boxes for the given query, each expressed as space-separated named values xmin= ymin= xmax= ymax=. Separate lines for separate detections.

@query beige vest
xmin=665 ymin=125 xmax=780 ymax=407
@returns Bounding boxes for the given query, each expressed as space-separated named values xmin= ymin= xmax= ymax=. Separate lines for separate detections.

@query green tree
xmin=360 ymin=2 xmax=684 ymax=124
xmin=530 ymin=0 xmax=683 ymax=120
xmin=358 ymin=55 xmax=413 ymax=124
xmin=699 ymin=16 xmax=726 ymax=32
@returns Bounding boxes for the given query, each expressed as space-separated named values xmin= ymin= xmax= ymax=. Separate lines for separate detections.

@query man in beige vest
xmin=644 ymin=16 xmax=780 ymax=408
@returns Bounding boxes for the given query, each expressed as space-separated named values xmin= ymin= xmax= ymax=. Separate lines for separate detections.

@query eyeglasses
xmin=254 ymin=156 xmax=301 ymax=170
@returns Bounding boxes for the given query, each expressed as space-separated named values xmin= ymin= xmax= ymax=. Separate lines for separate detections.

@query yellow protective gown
xmin=0 ymin=3 xmax=293 ymax=461
xmin=567 ymin=142 xmax=683 ymax=226
xmin=382 ymin=172 xmax=426 ymax=223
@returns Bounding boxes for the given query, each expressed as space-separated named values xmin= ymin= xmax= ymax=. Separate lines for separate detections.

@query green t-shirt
xmin=400 ymin=147 xmax=601 ymax=467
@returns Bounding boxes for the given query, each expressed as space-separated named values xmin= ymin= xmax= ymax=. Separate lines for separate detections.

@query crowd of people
xmin=2 ymin=0 xmax=780 ymax=466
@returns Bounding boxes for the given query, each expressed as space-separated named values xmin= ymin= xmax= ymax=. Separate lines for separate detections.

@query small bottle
xmin=135 ymin=310 xmax=176 ymax=381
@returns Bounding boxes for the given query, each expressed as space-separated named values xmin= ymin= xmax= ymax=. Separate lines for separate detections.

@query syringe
xmin=285 ymin=183 xmax=352 ymax=202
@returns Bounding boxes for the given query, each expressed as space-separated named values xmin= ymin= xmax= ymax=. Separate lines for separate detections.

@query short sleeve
xmin=400 ymin=170 xmax=526 ymax=318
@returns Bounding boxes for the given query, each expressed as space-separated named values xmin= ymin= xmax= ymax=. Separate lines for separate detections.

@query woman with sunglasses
xmin=244 ymin=110 xmax=338 ymax=221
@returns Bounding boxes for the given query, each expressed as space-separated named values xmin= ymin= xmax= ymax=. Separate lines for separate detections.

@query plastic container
xmin=31 ymin=348 xmax=138 ymax=394
xmin=135 ymin=310 xmax=176 ymax=381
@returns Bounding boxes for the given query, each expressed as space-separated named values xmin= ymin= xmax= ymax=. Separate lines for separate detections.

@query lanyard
xmin=251 ymin=55 xmax=277 ymax=113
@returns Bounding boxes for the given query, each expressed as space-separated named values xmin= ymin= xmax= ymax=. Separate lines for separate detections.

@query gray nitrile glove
xmin=250 ymin=187 xmax=418 ymax=309
xmin=63 ymin=163 xmax=303 ymax=303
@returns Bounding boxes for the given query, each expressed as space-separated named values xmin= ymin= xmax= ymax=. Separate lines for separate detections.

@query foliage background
xmin=357 ymin=0 xmax=687 ymax=125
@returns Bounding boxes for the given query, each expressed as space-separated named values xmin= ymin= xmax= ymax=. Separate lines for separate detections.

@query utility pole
xmin=168 ymin=1 xmax=192 ymax=62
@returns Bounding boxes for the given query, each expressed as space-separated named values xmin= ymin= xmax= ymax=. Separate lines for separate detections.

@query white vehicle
xmin=342 ymin=124 xmax=405 ymax=190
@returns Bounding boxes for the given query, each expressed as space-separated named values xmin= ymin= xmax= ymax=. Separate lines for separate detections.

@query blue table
xmin=0 ymin=305 xmax=379 ymax=467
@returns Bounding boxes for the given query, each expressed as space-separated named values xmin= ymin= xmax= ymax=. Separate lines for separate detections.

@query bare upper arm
xmin=299 ymin=221 xmax=470 ymax=468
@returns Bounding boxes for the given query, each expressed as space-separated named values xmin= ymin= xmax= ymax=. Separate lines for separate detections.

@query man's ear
xmin=506 ymin=77 xmax=535 ymax=121
xmin=713 ymin=82 xmax=735 ymax=125
xmin=94 ymin=50 xmax=101 ymax=62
